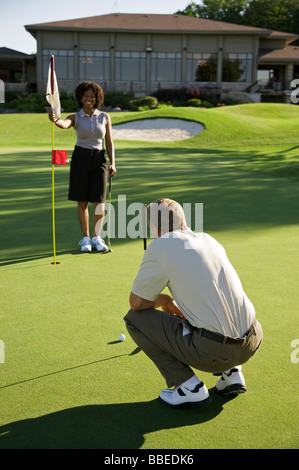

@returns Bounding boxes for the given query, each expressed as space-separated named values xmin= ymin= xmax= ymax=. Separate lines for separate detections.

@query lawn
xmin=0 ymin=103 xmax=298 ymax=449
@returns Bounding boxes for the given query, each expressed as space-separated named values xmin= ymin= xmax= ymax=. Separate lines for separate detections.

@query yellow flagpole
xmin=51 ymin=95 xmax=57 ymax=265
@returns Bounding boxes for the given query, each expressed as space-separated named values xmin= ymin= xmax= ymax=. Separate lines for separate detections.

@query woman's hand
xmin=48 ymin=110 xmax=57 ymax=122
xmin=109 ymin=164 xmax=117 ymax=177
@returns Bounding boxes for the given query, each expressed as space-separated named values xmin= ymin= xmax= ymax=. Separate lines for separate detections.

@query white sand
xmin=112 ymin=118 xmax=204 ymax=141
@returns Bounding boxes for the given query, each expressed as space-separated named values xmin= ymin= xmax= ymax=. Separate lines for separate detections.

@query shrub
xmin=187 ymin=98 xmax=202 ymax=107
xmin=4 ymin=91 xmax=23 ymax=102
xmin=16 ymin=103 xmax=36 ymax=112
xmin=201 ymin=100 xmax=215 ymax=108
xmin=156 ymin=102 xmax=173 ymax=109
xmin=0 ymin=92 xmax=23 ymax=109
xmin=222 ymin=98 xmax=239 ymax=106
xmin=13 ymin=93 xmax=46 ymax=113
xmin=205 ymin=98 xmax=219 ymax=107
xmin=103 ymin=91 xmax=134 ymax=109
xmin=0 ymin=98 xmax=21 ymax=109
xmin=60 ymin=92 xmax=78 ymax=112
xmin=128 ymin=96 xmax=158 ymax=111
xmin=151 ymin=87 xmax=201 ymax=104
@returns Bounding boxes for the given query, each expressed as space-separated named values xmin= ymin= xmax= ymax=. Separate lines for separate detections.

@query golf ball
xmin=119 ymin=334 xmax=126 ymax=342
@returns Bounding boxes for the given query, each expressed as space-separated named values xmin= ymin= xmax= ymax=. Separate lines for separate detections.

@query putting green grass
xmin=0 ymin=104 xmax=298 ymax=449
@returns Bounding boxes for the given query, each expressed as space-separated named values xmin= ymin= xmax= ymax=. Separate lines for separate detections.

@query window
xmin=151 ymin=52 xmax=182 ymax=82
xmin=222 ymin=53 xmax=253 ymax=82
xmin=43 ymin=49 xmax=74 ymax=80
xmin=294 ymin=65 xmax=299 ymax=80
xmin=79 ymin=51 xmax=110 ymax=81
xmin=115 ymin=52 xmax=146 ymax=81
xmin=186 ymin=53 xmax=217 ymax=82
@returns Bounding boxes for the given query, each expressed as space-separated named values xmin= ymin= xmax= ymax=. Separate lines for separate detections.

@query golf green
xmin=0 ymin=104 xmax=298 ymax=449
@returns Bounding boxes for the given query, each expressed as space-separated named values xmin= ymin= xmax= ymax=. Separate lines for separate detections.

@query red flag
xmin=52 ymin=150 xmax=68 ymax=165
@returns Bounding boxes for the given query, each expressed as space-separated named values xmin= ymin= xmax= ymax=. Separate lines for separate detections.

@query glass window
xmin=43 ymin=49 xmax=74 ymax=80
xmin=294 ymin=65 xmax=299 ymax=80
xmin=222 ymin=53 xmax=253 ymax=82
xmin=79 ymin=50 xmax=110 ymax=81
xmin=151 ymin=52 xmax=182 ymax=82
xmin=115 ymin=52 xmax=146 ymax=82
xmin=186 ymin=53 xmax=217 ymax=82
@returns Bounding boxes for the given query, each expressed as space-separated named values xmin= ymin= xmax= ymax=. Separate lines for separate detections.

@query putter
xmin=143 ymin=203 xmax=147 ymax=250
xmin=107 ymin=174 xmax=112 ymax=253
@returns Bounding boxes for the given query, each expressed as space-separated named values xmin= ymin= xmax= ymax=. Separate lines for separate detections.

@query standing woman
xmin=49 ymin=81 xmax=116 ymax=252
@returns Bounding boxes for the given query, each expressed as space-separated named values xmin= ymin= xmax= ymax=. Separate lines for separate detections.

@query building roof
xmin=25 ymin=13 xmax=274 ymax=36
xmin=260 ymin=45 xmax=299 ymax=63
xmin=0 ymin=47 xmax=31 ymax=58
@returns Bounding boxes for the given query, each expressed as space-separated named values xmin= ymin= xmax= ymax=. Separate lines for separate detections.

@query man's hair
xmin=147 ymin=198 xmax=187 ymax=235
xmin=75 ymin=81 xmax=104 ymax=109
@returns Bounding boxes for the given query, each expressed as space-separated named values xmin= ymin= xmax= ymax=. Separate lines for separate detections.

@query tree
xmin=176 ymin=0 xmax=299 ymax=35
xmin=176 ymin=0 xmax=248 ymax=23
xmin=243 ymin=0 xmax=299 ymax=34
xmin=176 ymin=1 xmax=201 ymax=16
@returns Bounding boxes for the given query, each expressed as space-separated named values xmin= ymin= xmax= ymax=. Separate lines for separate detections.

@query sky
xmin=0 ymin=0 xmax=196 ymax=55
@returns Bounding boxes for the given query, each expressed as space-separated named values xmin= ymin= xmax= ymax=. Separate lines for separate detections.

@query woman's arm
xmin=48 ymin=110 xmax=75 ymax=129
xmin=105 ymin=113 xmax=116 ymax=176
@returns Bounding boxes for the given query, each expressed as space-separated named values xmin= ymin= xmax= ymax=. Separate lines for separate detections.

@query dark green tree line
xmin=176 ymin=0 xmax=299 ymax=35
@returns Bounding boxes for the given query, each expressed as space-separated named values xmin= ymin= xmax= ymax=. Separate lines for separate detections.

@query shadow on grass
xmin=0 ymin=389 xmax=236 ymax=449
xmin=0 ymin=249 xmax=79 ymax=268
xmin=0 ymin=146 xmax=298 ymax=266
xmin=0 ymin=246 xmax=118 ymax=268
xmin=0 ymin=347 xmax=142 ymax=391
xmin=0 ymin=345 xmax=236 ymax=449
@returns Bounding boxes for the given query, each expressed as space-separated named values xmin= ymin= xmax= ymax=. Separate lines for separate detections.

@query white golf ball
xmin=119 ymin=334 xmax=126 ymax=342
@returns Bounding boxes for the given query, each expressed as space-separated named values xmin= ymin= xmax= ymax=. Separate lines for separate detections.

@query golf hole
xmin=51 ymin=262 xmax=61 ymax=265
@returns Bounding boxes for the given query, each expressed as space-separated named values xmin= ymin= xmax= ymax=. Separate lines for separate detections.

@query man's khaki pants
xmin=124 ymin=308 xmax=263 ymax=388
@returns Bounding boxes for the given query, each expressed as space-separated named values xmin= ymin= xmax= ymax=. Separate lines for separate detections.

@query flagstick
xmin=51 ymin=96 xmax=57 ymax=265
xmin=49 ymin=54 xmax=59 ymax=265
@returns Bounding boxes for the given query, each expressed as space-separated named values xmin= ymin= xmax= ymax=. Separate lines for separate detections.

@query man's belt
xmin=197 ymin=321 xmax=256 ymax=345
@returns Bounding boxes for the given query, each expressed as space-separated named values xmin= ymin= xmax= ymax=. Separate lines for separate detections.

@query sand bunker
xmin=112 ymin=118 xmax=204 ymax=141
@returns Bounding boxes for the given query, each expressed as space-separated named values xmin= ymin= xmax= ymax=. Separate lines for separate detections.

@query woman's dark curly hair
xmin=75 ymin=81 xmax=104 ymax=109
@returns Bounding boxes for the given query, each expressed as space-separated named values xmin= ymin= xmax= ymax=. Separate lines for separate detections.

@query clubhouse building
xmin=5 ymin=13 xmax=299 ymax=102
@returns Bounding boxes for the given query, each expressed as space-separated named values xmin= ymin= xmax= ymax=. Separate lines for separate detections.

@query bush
xmin=222 ymin=98 xmax=239 ymax=106
xmin=128 ymin=96 xmax=158 ymax=111
xmin=187 ymin=98 xmax=202 ymax=107
xmin=201 ymin=100 xmax=215 ymax=108
xmin=103 ymin=91 xmax=134 ymax=109
xmin=156 ymin=102 xmax=173 ymax=109
xmin=16 ymin=103 xmax=37 ymax=112
xmin=15 ymin=93 xmax=46 ymax=113
xmin=0 ymin=97 xmax=21 ymax=109
xmin=30 ymin=93 xmax=47 ymax=112
xmin=0 ymin=92 xmax=22 ymax=109
xmin=0 ymin=92 xmax=47 ymax=112
xmin=60 ymin=92 xmax=78 ymax=112
xmin=4 ymin=91 xmax=23 ymax=102
xmin=151 ymin=87 xmax=201 ymax=104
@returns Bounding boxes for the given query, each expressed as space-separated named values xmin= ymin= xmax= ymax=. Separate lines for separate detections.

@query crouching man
xmin=124 ymin=198 xmax=263 ymax=408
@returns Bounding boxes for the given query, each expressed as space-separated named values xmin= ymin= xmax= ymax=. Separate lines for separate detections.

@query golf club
xmin=143 ymin=203 xmax=147 ymax=250
xmin=107 ymin=173 xmax=112 ymax=252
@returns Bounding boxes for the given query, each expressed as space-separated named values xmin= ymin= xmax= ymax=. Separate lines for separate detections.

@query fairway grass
xmin=0 ymin=104 xmax=298 ymax=449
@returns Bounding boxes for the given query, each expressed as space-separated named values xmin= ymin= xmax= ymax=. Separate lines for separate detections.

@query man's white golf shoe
xmin=159 ymin=382 xmax=211 ymax=408
xmin=215 ymin=366 xmax=247 ymax=395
